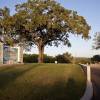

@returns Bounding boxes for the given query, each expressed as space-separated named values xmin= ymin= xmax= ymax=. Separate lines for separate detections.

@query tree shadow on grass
xmin=0 ymin=67 xmax=13 ymax=72
xmin=22 ymin=78 xmax=82 ymax=100
xmin=0 ymin=64 xmax=27 ymax=72
xmin=0 ymin=64 xmax=39 ymax=90
xmin=0 ymin=65 xmax=85 ymax=100
xmin=65 ymin=78 xmax=80 ymax=100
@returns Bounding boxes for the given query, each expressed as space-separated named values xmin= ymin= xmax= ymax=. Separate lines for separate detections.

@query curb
xmin=80 ymin=64 xmax=93 ymax=100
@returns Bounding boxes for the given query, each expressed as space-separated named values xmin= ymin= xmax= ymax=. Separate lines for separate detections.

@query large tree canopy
xmin=0 ymin=0 xmax=90 ymax=63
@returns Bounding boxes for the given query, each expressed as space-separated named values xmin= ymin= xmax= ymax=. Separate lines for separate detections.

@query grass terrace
xmin=0 ymin=64 xmax=86 ymax=100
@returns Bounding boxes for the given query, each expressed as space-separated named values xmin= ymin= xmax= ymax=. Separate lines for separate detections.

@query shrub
xmin=56 ymin=52 xmax=73 ymax=63
xmin=23 ymin=54 xmax=38 ymax=63
xmin=91 ymin=55 xmax=100 ymax=63
xmin=23 ymin=54 xmax=55 ymax=63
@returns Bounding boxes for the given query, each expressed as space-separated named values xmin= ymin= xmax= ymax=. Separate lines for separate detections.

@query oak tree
xmin=0 ymin=0 xmax=90 ymax=63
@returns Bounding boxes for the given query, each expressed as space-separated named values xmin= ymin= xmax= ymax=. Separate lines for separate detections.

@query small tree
xmin=63 ymin=52 xmax=73 ymax=63
xmin=56 ymin=52 xmax=73 ymax=63
xmin=0 ymin=0 xmax=90 ymax=63
xmin=91 ymin=55 xmax=100 ymax=63
xmin=93 ymin=32 xmax=100 ymax=49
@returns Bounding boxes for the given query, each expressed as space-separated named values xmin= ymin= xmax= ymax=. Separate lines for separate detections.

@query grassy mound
xmin=0 ymin=64 xmax=86 ymax=100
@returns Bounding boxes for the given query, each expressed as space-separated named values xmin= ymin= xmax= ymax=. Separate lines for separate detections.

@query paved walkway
xmin=91 ymin=64 xmax=100 ymax=100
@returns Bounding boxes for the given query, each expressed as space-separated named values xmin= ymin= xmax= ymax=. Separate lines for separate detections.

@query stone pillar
xmin=0 ymin=43 xmax=3 ymax=64
xmin=18 ymin=46 xmax=23 ymax=63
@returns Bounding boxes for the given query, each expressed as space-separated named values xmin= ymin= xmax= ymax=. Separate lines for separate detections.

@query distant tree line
xmin=23 ymin=52 xmax=73 ymax=63
xmin=74 ymin=57 xmax=91 ymax=64
xmin=74 ymin=55 xmax=100 ymax=64
xmin=23 ymin=53 xmax=100 ymax=64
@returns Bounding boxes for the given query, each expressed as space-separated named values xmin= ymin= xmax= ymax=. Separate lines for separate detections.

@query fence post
xmin=80 ymin=64 xmax=93 ymax=100
xmin=87 ymin=65 xmax=91 ymax=82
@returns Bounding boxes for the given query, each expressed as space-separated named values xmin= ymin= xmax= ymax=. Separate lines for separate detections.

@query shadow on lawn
xmin=22 ymin=78 xmax=82 ymax=100
xmin=0 ymin=64 xmax=39 ymax=90
xmin=0 ymin=64 xmax=27 ymax=72
xmin=0 ymin=65 xmax=85 ymax=100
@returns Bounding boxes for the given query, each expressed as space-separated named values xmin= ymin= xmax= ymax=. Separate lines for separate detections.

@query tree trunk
xmin=38 ymin=45 xmax=44 ymax=63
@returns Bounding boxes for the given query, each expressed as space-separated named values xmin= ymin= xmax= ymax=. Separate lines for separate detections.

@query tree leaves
xmin=0 ymin=0 xmax=90 ymax=47
xmin=93 ymin=32 xmax=100 ymax=49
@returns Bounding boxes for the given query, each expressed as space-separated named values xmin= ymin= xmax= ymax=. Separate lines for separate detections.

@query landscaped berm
xmin=0 ymin=64 xmax=86 ymax=100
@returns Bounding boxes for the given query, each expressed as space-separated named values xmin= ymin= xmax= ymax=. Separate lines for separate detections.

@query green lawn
xmin=0 ymin=64 xmax=86 ymax=100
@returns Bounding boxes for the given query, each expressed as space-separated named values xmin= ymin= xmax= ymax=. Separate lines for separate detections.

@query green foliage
xmin=23 ymin=54 xmax=55 ymax=63
xmin=56 ymin=55 xmax=67 ymax=63
xmin=12 ymin=0 xmax=90 ymax=46
xmin=91 ymin=55 xmax=100 ymax=63
xmin=23 ymin=52 xmax=73 ymax=63
xmin=74 ymin=57 xmax=91 ymax=64
xmin=93 ymin=32 xmax=100 ymax=49
xmin=44 ymin=54 xmax=56 ymax=63
xmin=0 ymin=7 xmax=15 ymax=45
xmin=23 ymin=54 xmax=38 ymax=63
xmin=0 ymin=0 xmax=90 ymax=62
xmin=56 ymin=52 xmax=73 ymax=63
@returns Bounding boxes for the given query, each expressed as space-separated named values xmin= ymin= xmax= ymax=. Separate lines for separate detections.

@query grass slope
xmin=0 ymin=64 xmax=86 ymax=100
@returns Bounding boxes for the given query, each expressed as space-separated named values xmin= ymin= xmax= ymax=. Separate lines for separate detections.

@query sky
xmin=0 ymin=0 xmax=100 ymax=57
